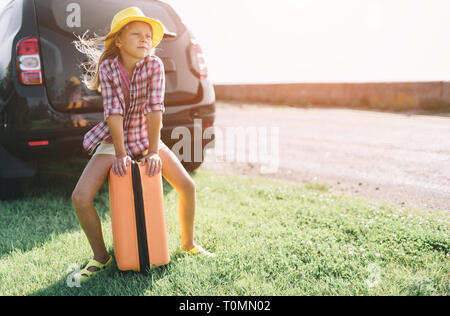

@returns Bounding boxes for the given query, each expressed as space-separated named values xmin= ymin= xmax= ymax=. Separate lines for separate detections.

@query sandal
xmin=77 ymin=256 xmax=113 ymax=283
xmin=182 ymin=245 xmax=216 ymax=258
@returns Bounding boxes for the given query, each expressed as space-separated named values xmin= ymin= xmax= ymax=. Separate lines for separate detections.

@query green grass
xmin=0 ymin=157 xmax=449 ymax=296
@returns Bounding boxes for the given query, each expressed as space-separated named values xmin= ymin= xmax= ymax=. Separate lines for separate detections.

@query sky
xmin=164 ymin=0 xmax=450 ymax=84
xmin=1 ymin=0 xmax=448 ymax=84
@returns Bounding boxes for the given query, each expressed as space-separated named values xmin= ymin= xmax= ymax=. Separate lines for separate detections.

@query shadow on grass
xmin=0 ymin=155 xmax=185 ymax=259
xmin=30 ymin=249 xmax=188 ymax=296
xmin=0 ymin=157 xmax=88 ymax=258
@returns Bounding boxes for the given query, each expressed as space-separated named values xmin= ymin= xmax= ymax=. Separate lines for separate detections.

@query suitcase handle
xmin=133 ymin=150 xmax=159 ymax=163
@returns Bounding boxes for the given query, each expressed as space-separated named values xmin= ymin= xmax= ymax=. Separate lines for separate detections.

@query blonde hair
xmin=72 ymin=23 xmax=155 ymax=91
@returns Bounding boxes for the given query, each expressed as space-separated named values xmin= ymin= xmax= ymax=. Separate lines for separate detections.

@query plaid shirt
xmin=83 ymin=54 xmax=165 ymax=158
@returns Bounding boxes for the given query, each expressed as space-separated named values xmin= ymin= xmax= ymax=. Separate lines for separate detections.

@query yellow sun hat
xmin=104 ymin=6 xmax=165 ymax=49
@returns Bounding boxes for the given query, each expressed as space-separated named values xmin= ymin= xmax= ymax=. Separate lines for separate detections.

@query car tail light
xmin=189 ymin=38 xmax=208 ymax=80
xmin=16 ymin=37 xmax=43 ymax=85
xmin=28 ymin=140 xmax=49 ymax=147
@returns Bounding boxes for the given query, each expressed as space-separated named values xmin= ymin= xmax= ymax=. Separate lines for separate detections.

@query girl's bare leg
xmin=72 ymin=154 xmax=115 ymax=263
xmin=159 ymin=146 xmax=196 ymax=251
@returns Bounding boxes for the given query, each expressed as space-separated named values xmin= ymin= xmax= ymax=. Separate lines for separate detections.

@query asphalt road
xmin=201 ymin=101 xmax=450 ymax=212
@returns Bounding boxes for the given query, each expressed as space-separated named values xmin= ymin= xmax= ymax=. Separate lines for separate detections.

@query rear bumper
xmin=0 ymin=144 xmax=37 ymax=179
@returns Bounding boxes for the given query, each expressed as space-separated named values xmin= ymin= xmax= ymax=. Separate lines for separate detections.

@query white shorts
xmin=92 ymin=140 xmax=168 ymax=158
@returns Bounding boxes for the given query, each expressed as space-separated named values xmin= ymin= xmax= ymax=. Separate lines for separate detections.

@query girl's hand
xmin=140 ymin=151 xmax=162 ymax=177
xmin=112 ymin=154 xmax=132 ymax=177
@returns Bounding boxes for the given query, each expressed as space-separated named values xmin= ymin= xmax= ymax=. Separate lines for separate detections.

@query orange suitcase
xmin=108 ymin=161 xmax=169 ymax=272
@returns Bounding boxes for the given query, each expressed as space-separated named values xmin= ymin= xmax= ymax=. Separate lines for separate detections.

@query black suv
xmin=0 ymin=0 xmax=216 ymax=199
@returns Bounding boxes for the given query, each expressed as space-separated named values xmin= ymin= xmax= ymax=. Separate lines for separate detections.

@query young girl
xmin=72 ymin=7 xmax=214 ymax=282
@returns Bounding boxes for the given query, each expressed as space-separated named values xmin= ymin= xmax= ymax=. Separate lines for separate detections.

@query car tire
xmin=181 ymin=161 xmax=203 ymax=172
xmin=0 ymin=177 xmax=29 ymax=200
xmin=171 ymin=139 xmax=209 ymax=172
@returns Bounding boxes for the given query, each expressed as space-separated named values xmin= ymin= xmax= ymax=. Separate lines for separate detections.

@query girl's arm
xmin=142 ymin=110 xmax=162 ymax=177
xmin=141 ymin=57 xmax=165 ymax=177
xmin=107 ymin=114 xmax=131 ymax=177
xmin=145 ymin=110 xmax=162 ymax=154
xmin=144 ymin=56 xmax=165 ymax=153
xmin=98 ymin=67 xmax=129 ymax=176
xmin=106 ymin=114 xmax=127 ymax=157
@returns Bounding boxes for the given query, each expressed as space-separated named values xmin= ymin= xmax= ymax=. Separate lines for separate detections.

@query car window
xmin=39 ymin=0 xmax=179 ymax=36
